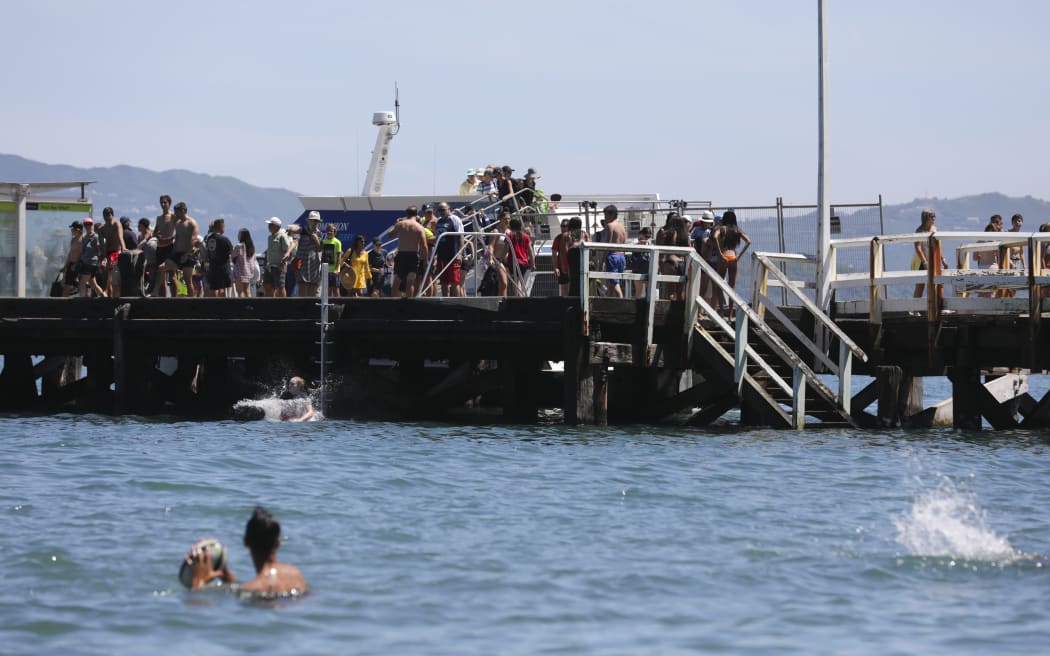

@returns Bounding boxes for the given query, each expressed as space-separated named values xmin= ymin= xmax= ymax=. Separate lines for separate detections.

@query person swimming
xmin=184 ymin=506 xmax=309 ymax=597
xmin=279 ymin=376 xmax=314 ymax=422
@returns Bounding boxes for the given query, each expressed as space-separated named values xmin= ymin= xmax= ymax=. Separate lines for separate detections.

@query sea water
xmin=1 ymin=398 xmax=1049 ymax=654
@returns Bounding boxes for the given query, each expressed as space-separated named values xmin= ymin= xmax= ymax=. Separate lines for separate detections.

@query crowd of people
xmin=58 ymin=177 xmax=759 ymax=304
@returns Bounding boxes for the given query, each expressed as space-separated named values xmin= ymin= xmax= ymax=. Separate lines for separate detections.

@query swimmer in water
xmin=185 ymin=506 xmax=309 ymax=597
xmin=279 ymin=376 xmax=314 ymax=422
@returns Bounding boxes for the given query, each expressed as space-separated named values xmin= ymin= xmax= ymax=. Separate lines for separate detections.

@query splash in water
xmin=894 ymin=477 xmax=1016 ymax=561
xmin=232 ymin=394 xmax=324 ymax=422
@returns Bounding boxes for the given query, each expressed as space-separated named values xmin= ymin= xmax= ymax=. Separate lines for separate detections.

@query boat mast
xmin=361 ymin=84 xmax=401 ymax=197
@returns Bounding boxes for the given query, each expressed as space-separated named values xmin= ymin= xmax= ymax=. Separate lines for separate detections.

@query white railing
xmin=752 ymin=252 xmax=869 ymax=406
xmin=687 ymin=250 xmax=851 ymax=428
xmin=579 ymin=242 xmax=855 ymax=428
xmin=827 ymin=231 xmax=1050 ymax=322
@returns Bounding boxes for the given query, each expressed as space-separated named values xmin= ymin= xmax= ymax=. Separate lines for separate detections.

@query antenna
xmin=361 ymin=84 xmax=401 ymax=196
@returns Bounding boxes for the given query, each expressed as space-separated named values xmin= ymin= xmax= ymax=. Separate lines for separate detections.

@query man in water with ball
xmin=185 ymin=506 xmax=308 ymax=597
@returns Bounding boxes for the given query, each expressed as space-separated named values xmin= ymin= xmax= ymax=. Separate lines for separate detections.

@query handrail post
xmin=1029 ymin=235 xmax=1040 ymax=333
xmin=926 ymin=234 xmax=942 ymax=322
xmin=753 ymin=255 xmax=768 ymax=320
xmin=792 ymin=364 xmax=806 ymax=430
xmin=838 ymin=340 xmax=851 ymax=415
xmin=734 ymin=311 xmax=748 ymax=394
xmin=580 ymin=243 xmax=590 ymax=336
xmin=869 ymin=237 xmax=883 ymax=324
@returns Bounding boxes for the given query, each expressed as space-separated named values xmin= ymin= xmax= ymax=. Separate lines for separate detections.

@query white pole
xmin=15 ymin=184 xmax=28 ymax=297
xmin=815 ymin=0 xmax=831 ymax=312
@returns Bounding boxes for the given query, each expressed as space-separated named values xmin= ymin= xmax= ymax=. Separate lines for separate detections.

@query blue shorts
xmin=604 ymin=252 xmax=626 ymax=287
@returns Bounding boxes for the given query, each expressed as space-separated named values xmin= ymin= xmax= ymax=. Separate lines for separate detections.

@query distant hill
xmin=3 ymin=152 xmax=1047 ymax=244
xmin=0 ymin=154 xmax=304 ymax=238
xmin=883 ymin=193 xmax=1050 ymax=234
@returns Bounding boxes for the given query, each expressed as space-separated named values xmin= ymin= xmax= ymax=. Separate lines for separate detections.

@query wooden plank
xmin=589 ymin=341 xmax=635 ymax=365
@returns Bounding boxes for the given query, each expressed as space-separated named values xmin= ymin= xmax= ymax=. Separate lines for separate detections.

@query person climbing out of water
xmin=279 ymin=376 xmax=314 ymax=422
xmin=184 ymin=506 xmax=309 ymax=597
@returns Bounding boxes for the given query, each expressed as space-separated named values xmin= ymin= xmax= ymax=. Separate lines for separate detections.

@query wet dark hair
xmin=568 ymin=217 xmax=582 ymax=231
xmin=159 ymin=194 xmax=172 ymax=205
xmin=174 ymin=202 xmax=188 ymax=213
xmin=138 ymin=217 xmax=151 ymax=229
xmin=603 ymin=205 xmax=618 ymax=219
xmin=244 ymin=506 xmax=281 ymax=555
xmin=509 ymin=217 xmax=523 ymax=232
xmin=1012 ymin=213 xmax=1024 ymax=223
xmin=238 ymin=228 xmax=255 ymax=258
xmin=405 ymin=205 xmax=418 ymax=218
xmin=722 ymin=210 xmax=738 ymax=227
xmin=103 ymin=207 xmax=114 ymax=217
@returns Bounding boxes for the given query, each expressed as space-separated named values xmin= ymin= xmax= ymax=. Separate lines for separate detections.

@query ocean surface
xmin=2 ymin=389 xmax=1049 ymax=655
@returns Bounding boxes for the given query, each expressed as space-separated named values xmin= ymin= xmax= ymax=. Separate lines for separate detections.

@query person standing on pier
xmin=169 ymin=202 xmax=200 ymax=297
xmin=389 ymin=206 xmax=429 ymax=298
xmin=1007 ymin=214 xmax=1026 ymax=271
xmin=98 ymin=207 xmax=126 ymax=297
xmin=295 ymin=212 xmax=324 ymax=298
xmin=152 ymin=195 xmax=176 ymax=297
xmin=62 ymin=220 xmax=84 ymax=297
xmin=552 ymin=219 xmax=571 ymax=296
xmin=264 ymin=217 xmax=293 ymax=297
xmin=599 ymin=205 xmax=627 ymax=298
xmin=912 ymin=209 xmax=939 ymax=298
xmin=435 ymin=202 xmax=465 ymax=297
xmin=321 ymin=223 xmax=343 ymax=297
xmin=78 ymin=218 xmax=106 ymax=298
xmin=204 ymin=219 xmax=233 ymax=297
xmin=368 ymin=237 xmax=387 ymax=297
xmin=459 ymin=169 xmax=479 ymax=196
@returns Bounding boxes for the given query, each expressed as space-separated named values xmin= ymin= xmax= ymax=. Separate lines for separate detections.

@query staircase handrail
xmin=754 ymin=252 xmax=868 ymax=363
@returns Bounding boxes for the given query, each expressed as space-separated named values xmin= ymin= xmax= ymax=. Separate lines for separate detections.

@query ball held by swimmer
xmin=178 ymin=538 xmax=228 ymax=588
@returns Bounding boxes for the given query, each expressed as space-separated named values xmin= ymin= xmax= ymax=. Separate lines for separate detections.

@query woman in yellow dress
xmin=338 ymin=234 xmax=372 ymax=297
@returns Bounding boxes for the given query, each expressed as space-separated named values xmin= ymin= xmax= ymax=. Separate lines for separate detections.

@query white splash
xmin=894 ymin=478 xmax=1016 ymax=561
xmin=232 ymin=397 xmax=324 ymax=422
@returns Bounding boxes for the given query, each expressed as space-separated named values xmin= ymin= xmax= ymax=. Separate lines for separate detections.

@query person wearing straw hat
xmin=337 ymin=234 xmax=371 ymax=297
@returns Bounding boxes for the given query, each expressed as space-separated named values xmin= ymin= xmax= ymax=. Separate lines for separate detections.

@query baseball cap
xmin=466 ymin=169 xmax=477 ymax=176
xmin=307 ymin=211 xmax=321 ymax=222
xmin=421 ymin=203 xmax=434 ymax=212
xmin=266 ymin=217 xmax=282 ymax=226
xmin=83 ymin=217 xmax=94 ymax=224
xmin=70 ymin=220 xmax=83 ymax=230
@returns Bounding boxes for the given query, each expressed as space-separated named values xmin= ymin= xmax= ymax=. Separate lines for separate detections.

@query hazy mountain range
xmin=2 ymin=153 xmax=1047 ymax=240
xmin=0 ymin=154 xmax=304 ymax=239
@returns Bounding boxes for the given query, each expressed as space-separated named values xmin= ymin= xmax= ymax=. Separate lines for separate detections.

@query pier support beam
xmin=948 ymin=367 xmax=983 ymax=430
xmin=0 ymin=352 xmax=38 ymax=410
xmin=875 ymin=365 xmax=922 ymax=427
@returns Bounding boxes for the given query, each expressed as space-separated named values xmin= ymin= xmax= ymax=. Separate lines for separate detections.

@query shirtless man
xmin=97 ymin=207 xmax=127 ymax=297
xmin=152 ymin=195 xmax=175 ymax=296
xmin=601 ymin=204 xmax=627 ymax=298
xmin=170 ymin=202 xmax=200 ymax=297
xmin=62 ymin=221 xmax=84 ymax=296
xmin=185 ymin=506 xmax=308 ymax=597
xmin=388 ymin=206 xmax=429 ymax=298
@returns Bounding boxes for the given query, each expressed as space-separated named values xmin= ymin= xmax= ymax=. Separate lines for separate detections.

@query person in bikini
xmin=184 ymin=506 xmax=308 ymax=597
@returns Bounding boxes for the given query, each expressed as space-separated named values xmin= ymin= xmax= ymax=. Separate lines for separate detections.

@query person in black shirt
xmin=204 ymin=218 xmax=234 ymax=297
xmin=368 ymin=237 xmax=388 ymax=297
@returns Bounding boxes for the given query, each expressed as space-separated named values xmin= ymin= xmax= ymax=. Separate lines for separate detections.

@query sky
xmin=2 ymin=0 xmax=1048 ymax=206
